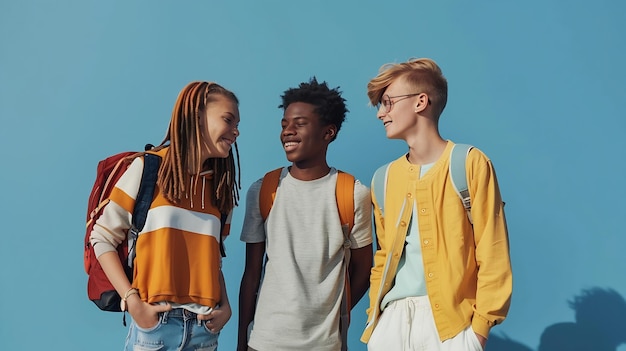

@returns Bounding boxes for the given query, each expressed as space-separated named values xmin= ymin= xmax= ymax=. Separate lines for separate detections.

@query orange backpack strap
xmin=259 ymin=168 xmax=283 ymax=221
xmin=336 ymin=171 xmax=355 ymax=237
xmin=336 ymin=170 xmax=355 ymax=351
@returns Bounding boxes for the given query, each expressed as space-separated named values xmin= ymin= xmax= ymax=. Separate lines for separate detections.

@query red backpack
xmin=83 ymin=149 xmax=161 ymax=312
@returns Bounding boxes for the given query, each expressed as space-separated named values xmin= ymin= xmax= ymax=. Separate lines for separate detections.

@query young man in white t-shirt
xmin=237 ymin=78 xmax=373 ymax=351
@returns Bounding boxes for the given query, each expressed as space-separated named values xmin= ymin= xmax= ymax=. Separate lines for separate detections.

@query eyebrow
xmin=224 ymin=111 xmax=240 ymax=120
xmin=282 ymin=116 xmax=309 ymax=122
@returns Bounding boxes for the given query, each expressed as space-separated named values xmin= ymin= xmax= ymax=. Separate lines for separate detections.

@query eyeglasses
xmin=377 ymin=93 xmax=424 ymax=113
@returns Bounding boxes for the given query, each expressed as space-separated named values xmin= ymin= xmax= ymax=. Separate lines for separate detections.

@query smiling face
xmin=198 ymin=94 xmax=240 ymax=161
xmin=376 ymin=77 xmax=425 ymax=140
xmin=280 ymin=102 xmax=335 ymax=166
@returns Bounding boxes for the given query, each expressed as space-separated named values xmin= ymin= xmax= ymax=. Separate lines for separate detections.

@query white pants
xmin=368 ymin=296 xmax=484 ymax=351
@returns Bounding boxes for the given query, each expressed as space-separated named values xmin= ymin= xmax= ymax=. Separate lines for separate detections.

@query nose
xmin=233 ymin=126 xmax=240 ymax=137
xmin=376 ymin=105 xmax=387 ymax=120
xmin=282 ymin=123 xmax=295 ymax=136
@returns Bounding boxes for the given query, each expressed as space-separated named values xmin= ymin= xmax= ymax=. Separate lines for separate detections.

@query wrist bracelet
xmin=120 ymin=288 xmax=139 ymax=312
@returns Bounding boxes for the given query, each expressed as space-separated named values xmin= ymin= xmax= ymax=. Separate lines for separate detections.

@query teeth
xmin=284 ymin=142 xmax=298 ymax=147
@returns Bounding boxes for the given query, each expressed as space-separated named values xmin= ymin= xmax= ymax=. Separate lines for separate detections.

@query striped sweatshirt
xmin=90 ymin=148 xmax=229 ymax=309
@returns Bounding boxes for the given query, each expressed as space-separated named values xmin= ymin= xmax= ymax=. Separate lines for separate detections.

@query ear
xmin=414 ymin=93 xmax=430 ymax=113
xmin=324 ymin=125 xmax=337 ymax=141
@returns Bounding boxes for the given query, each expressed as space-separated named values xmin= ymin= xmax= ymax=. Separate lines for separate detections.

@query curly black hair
xmin=279 ymin=77 xmax=348 ymax=142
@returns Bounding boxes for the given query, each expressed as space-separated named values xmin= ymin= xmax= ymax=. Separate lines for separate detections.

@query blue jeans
xmin=125 ymin=308 xmax=219 ymax=351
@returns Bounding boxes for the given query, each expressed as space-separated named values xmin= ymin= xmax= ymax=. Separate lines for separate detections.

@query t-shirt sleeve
xmin=350 ymin=179 xmax=373 ymax=249
xmin=239 ymin=178 xmax=267 ymax=243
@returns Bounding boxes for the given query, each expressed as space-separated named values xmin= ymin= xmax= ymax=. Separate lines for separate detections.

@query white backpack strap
xmin=372 ymin=163 xmax=391 ymax=218
xmin=450 ymin=144 xmax=474 ymax=224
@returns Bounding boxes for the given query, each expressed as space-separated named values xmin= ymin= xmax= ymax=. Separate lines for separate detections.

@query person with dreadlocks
xmin=90 ymin=81 xmax=241 ymax=351
xmin=237 ymin=78 xmax=373 ymax=351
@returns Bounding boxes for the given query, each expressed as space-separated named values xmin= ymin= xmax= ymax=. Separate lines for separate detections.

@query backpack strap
xmin=335 ymin=170 xmax=355 ymax=351
xmin=372 ymin=163 xmax=391 ymax=218
xmin=450 ymin=143 xmax=474 ymax=224
xmin=259 ymin=168 xmax=282 ymax=221
xmin=336 ymin=171 xmax=355 ymax=238
xmin=127 ymin=153 xmax=161 ymax=269
xmin=219 ymin=212 xmax=228 ymax=257
xmin=130 ymin=153 xmax=160 ymax=233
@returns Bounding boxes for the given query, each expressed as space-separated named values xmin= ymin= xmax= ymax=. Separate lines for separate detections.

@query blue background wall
xmin=1 ymin=1 xmax=624 ymax=350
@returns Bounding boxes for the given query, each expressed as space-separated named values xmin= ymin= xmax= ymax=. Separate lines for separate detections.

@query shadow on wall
xmin=487 ymin=333 xmax=533 ymax=351
xmin=486 ymin=287 xmax=626 ymax=351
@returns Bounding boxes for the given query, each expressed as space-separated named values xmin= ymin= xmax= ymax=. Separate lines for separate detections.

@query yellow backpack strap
xmin=336 ymin=170 xmax=355 ymax=351
xmin=259 ymin=168 xmax=283 ymax=221
xmin=336 ymin=171 xmax=355 ymax=236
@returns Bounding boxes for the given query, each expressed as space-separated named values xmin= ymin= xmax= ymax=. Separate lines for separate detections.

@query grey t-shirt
xmin=241 ymin=167 xmax=372 ymax=351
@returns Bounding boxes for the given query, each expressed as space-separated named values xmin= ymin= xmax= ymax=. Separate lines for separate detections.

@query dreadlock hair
xmin=278 ymin=77 xmax=348 ymax=142
xmin=367 ymin=58 xmax=448 ymax=119
xmin=155 ymin=81 xmax=240 ymax=214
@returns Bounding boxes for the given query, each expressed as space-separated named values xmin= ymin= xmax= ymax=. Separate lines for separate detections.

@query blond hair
xmin=155 ymin=81 xmax=240 ymax=213
xmin=367 ymin=58 xmax=448 ymax=118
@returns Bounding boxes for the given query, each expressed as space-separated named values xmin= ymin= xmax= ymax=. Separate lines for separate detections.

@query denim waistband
xmin=163 ymin=308 xmax=198 ymax=319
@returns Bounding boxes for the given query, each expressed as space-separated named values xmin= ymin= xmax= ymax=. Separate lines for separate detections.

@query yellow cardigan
xmin=362 ymin=141 xmax=512 ymax=342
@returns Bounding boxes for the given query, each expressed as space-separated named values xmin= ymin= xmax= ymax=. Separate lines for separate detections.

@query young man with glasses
xmin=238 ymin=78 xmax=373 ymax=351
xmin=361 ymin=58 xmax=512 ymax=350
